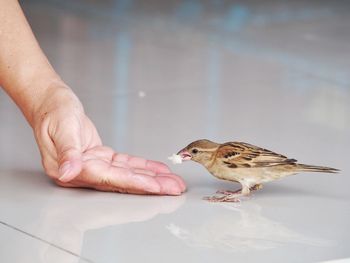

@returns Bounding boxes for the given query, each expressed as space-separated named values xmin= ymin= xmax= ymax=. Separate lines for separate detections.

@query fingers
xmin=53 ymin=147 xmax=186 ymax=195
xmin=53 ymin=121 xmax=83 ymax=182
xmin=156 ymin=173 xmax=186 ymax=193
xmin=101 ymin=166 xmax=162 ymax=194
xmin=145 ymin=160 xmax=171 ymax=174
xmin=153 ymin=176 xmax=183 ymax=195
xmin=57 ymin=163 xmax=185 ymax=196
xmin=129 ymin=170 xmax=185 ymax=195
xmin=133 ymin=169 xmax=156 ymax=177
xmin=113 ymin=153 xmax=171 ymax=173
xmin=58 ymin=148 xmax=83 ymax=182
xmin=112 ymin=153 xmax=186 ymax=193
xmin=103 ymin=166 xmax=184 ymax=195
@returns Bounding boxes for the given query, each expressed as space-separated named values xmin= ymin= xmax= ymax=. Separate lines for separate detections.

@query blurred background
xmin=1 ymin=0 xmax=349 ymax=166
xmin=0 ymin=1 xmax=349 ymax=262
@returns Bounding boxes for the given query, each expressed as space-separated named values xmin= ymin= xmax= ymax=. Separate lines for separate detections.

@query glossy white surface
xmin=1 ymin=0 xmax=349 ymax=262
xmin=0 ymin=224 xmax=87 ymax=263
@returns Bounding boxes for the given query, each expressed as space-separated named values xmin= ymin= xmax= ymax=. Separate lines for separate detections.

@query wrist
xmin=20 ymin=77 xmax=84 ymax=128
xmin=1 ymin=69 xmax=58 ymax=120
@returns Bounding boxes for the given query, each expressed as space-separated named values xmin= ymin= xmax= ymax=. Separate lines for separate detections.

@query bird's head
xmin=177 ymin=139 xmax=220 ymax=165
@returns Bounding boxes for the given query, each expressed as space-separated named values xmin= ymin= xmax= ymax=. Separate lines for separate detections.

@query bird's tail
xmin=296 ymin=164 xmax=340 ymax=174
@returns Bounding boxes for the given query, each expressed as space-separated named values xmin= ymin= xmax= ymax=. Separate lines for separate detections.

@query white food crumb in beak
xmin=168 ymin=154 xmax=183 ymax=164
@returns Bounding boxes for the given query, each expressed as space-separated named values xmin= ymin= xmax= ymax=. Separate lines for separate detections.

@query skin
xmin=0 ymin=0 xmax=186 ymax=195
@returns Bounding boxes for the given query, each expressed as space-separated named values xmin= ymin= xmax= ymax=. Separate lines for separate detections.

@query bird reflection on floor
xmin=167 ymin=203 xmax=335 ymax=252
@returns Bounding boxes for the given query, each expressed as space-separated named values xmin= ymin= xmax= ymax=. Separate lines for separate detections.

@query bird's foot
xmin=216 ymin=189 xmax=241 ymax=195
xmin=203 ymin=195 xmax=241 ymax=203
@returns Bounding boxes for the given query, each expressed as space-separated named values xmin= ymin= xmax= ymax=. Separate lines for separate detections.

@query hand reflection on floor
xmin=0 ymin=170 xmax=186 ymax=263
xmin=37 ymin=194 xmax=185 ymax=262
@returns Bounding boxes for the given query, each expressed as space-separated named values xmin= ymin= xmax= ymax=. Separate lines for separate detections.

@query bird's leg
xmin=204 ymin=186 xmax=251 ymax=203
xmin=216 ymin=185 xmax=263 ymax=202
xmin=215 ymin=184 xmax=262 ymax=196
xmin=216 ymin=188 xmax=242 ymax=195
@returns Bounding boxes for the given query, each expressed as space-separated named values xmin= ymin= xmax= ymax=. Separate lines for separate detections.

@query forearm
xmin=0 ymin=0 xmax=65 ymax=125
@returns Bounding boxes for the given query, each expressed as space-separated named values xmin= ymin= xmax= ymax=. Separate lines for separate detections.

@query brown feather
xmin=216 ymin=142 xmax=297 ymax=168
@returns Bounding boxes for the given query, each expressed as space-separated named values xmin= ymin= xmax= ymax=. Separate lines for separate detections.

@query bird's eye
xmin=192 ymin=149 xmax=198 ymax=154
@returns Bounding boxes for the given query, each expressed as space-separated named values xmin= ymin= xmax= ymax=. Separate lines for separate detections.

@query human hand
xmin=31 ymin=83 xmax=186 ymax=195
xmin=0 ymin=0 xmax=183 ymax=195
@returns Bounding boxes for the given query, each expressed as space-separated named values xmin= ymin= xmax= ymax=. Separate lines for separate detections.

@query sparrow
xmin=177 ymin=139 xmax=339 ymax=202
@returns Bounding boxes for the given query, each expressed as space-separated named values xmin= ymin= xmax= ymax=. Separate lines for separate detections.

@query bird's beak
xmin=177 ymin=149 xmax=192 ymax=161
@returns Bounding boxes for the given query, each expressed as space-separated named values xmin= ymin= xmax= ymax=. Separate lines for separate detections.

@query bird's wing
xmin=216 ymin=142 xmax=297 ymax=168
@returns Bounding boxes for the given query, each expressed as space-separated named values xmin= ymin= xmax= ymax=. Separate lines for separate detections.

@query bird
xmin=176 ymin=139 xmax=339 ymax=202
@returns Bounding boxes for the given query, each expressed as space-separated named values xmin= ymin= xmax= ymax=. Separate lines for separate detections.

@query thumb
xmin=55 ymin=130 xmax=83 ymax=183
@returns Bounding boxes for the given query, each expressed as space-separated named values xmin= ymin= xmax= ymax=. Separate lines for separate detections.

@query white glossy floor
xmin=1 ymin=1 xmax=350 ymax=262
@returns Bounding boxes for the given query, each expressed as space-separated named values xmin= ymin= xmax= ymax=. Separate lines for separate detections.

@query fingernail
xmin=166 ymin=186 xmax=182 ymax=196
xmin=58 ymin=162 xmax=71 ymax=182
xmin=170 ymin=182 xmax=183 ymax=195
